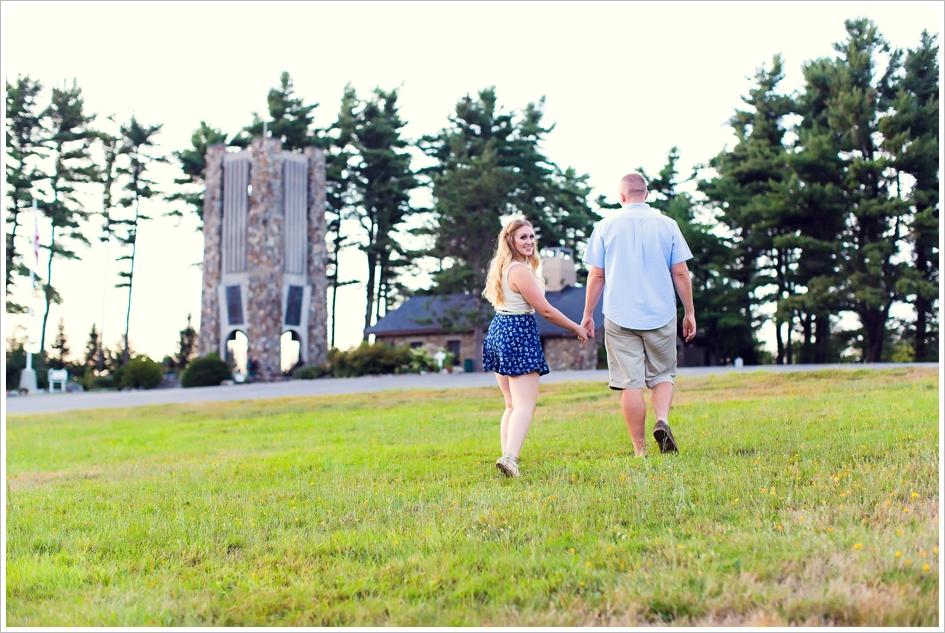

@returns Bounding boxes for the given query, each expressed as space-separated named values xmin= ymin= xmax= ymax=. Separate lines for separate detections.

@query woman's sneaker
xmin=495 ymin=453 xmax=520 ymax=477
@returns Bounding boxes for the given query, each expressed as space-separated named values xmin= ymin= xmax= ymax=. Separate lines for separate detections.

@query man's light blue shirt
xmin=583 ymin=203 xmax=693 ymax=330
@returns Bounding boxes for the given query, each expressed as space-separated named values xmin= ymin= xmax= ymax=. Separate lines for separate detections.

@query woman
xmin=482 ymin=218 xmax=588 ymax=477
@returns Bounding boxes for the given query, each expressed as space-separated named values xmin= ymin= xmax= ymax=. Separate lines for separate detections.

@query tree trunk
xmin=39 ymin=225 xmax=56 ymax=353
xmin=329 ymin=278 xmax=339 ymax=349
xmin=122 ymin=204 xmax=140 ymax=366
xmin=775 ymin=317 xmax=784 ymax=365
xmin=363 ymin=253 xmax=377 ymax=340
xmin=786 ymin=311 xmax=794 ymax=365
xmin=815 ymin=313 xmax=830 ymax=364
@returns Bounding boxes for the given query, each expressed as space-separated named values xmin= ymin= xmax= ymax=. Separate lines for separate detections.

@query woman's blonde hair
xmin=483 ymin=218 xmax=543 ymax=307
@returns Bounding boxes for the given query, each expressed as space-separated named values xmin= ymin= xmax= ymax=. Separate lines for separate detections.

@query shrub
xmin=91 ymin=375 xmax=117 ymax=390
xmin=119 ymin=356 xmax=163 ymax=390
xmin=293 ymin=364 xmax=329 ymax=380
xmin=181 ymin=355 xmax=233 ymax=388
xmin=408 ymin=347 xmax=437 ymax=373
xmin=327 ymin=342 xmax=412 ymax=378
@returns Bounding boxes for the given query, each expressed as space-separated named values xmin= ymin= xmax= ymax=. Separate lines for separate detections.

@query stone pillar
xmin=246 ymin=138 xmax=284 ymax=381
xmin=305 ymin=147 xmax=328 ymax=366
xmin=198 ymin=144 xmax=226 ymax=356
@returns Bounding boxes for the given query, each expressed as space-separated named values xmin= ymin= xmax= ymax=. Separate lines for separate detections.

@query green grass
xmin=5 ymin=368 xmax=940 ymax=626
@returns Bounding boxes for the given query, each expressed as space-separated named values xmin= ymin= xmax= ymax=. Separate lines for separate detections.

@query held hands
xmin=682 ymin=313 xmax=697 ymax=342
xmin=574 ymin=325 xmax=589 ymax=344
xmin=581 ymin=315 xmax=596 ymax=339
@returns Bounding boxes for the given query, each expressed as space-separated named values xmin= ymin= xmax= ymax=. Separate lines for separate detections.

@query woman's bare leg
xmin=504 ymin=371 xmax=540 ymax=458
xmin=495 ymin=373 xmax=513 ymax=453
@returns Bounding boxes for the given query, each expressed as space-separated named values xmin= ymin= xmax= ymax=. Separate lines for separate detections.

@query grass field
xmin=4 ymin=367 xmax=940 ymax=626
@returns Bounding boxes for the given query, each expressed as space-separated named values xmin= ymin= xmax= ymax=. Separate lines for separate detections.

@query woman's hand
xmin=574 ymin=325 xmax=589 ymax=343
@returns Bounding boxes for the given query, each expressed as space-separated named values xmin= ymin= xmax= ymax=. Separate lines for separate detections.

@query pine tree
xmin=324 ymin=85 xmax=360 ymax=348
xmin=878 ymin=31 xmax=940 ymax=361
xmin=50 ymin=317 xmax=70 ymax=370
xmin=96 ymin=122 xmax=120 ymax=372
xmin=5 ymin=75 xmax=46 ymax=313
xmin=114 ymin=116 xmax=166 ymax=365
xmin=822 ymin=19 xmax=910 ymax=362
xmin=166 ymin=121 xmax=228 ymax=223
xmin=698 ymin=55 xmax=796 ymax=364
xmin=37 ymin=80 xmax=98 ymax=354
xmin=347 ymin=87 xmax=419 ymax=334
xmin=82 ymin=323 xmax=100 ymax=372
xmin=175 ymin=313 xmax=198 ymax=372
xmin=644 ymin=148 xmax=755 ymax=364
xmin=231 ymin=72 xmax=320 ymax=151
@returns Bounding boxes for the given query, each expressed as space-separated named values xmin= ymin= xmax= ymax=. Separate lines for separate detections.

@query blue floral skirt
xmin=482 ymin=313 xmax=550 ymax=377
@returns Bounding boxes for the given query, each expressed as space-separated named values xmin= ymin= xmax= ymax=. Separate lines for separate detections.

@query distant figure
xmin=482 ymin=218 xmax=589 ymax=477
xmin=581 ymin=173 xmax=696 ymax=456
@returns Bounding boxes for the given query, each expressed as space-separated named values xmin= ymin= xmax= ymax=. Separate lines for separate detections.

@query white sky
xmin=2 ymin=1 xmax=942 ymax=364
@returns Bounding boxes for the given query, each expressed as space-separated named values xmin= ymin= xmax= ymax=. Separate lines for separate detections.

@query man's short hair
xmin=619 ymin=173 xmax=648 ymax=195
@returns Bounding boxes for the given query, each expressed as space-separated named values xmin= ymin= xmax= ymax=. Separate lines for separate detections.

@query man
xmin=581 ymin=173 xmax=696 ymax=456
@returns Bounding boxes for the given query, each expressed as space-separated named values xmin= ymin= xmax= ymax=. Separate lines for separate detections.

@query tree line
xmin=5 ymin=18 xmax=939 ymax=387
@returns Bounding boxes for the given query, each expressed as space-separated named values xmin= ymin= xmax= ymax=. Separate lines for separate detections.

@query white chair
xmin=47 ymin=368 xmax=69 ymax=393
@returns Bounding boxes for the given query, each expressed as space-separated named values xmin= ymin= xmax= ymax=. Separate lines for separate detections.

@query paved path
xmin=5 ymin=363 xmax=937 ymax=416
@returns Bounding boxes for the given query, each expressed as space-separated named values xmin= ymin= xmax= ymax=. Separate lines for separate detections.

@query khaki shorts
xmin=604 ymin=316 xmax=677 ymax=390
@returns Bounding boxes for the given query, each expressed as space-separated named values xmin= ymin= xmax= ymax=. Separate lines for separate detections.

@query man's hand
xmin=682 ymin=313 xmax=697 ymax=342
xmin=581 ymin=315 xmax=596 ymax=339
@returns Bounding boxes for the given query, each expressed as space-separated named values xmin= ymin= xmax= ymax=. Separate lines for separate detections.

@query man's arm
xmin=671 ymin=261 xmax=696 ymax=342
xmin=582 ymin=266 xmax=605 ymax=339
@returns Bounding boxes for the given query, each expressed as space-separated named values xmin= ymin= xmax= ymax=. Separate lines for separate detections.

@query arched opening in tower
xmin=282 ymin=330 xmax=302 ymax=375
xmin=226 ymin=330 xmax=248 ymax=376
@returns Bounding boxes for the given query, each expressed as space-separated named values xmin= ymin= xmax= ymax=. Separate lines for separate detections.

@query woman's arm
xmin=508 ymin=265 xmax=588 ymax=342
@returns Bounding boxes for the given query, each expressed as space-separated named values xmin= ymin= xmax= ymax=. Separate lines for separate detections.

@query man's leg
xmin=621 ymin=388 xmax=647 ymax=456
xmin=643 ymin=317 xmax=679 ymax=453
xmin=650 ymin=380 xmax=674 ymax=423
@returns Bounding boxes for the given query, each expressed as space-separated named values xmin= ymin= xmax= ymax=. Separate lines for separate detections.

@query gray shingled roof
xmin=365 ymin=286 xmax=605 ymax=337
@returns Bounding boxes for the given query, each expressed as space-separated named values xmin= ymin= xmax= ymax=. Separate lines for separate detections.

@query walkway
xmin=5 ymin=363 xmax=937 ymax=416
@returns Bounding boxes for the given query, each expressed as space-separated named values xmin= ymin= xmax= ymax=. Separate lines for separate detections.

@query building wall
xmin=543 ymin=336 xmax=601 ymax=371
xmin=375 ymin=333 xmax=478 ymax=366
xmin=376 ymin=332 xmax=603 ymax=371
xmin=198 ymin=144 xmax=226 ymax=356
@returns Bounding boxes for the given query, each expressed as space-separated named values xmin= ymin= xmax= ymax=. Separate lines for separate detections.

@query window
xmin=447 ymin=340 xmax=461 ymax=358
xmin=410 ymin=341 xmax=424 ymax=349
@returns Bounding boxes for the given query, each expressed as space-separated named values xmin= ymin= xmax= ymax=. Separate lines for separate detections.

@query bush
xmin=327 ymin=342 xmax=412 ymax=378
xmin=293 ymin=364 xmax=329 ymax=380
xmin=91 ymin=375 xmax=117 ymax=390
xmin=119 ymin=356 xmax=163 ymax=390
xmin=181 ymin=355 xmax=233 ymax=388
xmin=409 ymin=347 xmax=437 ymax=373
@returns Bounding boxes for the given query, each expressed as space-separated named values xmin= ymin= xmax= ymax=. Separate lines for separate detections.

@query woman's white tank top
xmin=498 ymin=262 xmax=541 ymax=314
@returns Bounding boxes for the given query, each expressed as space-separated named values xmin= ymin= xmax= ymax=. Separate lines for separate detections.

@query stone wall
xmin=198 ymin=144 xmax=226 ymax=356
xmin=376 ymin=333 xmax=478 ymax=367
xmin=245 ymin=138 xmax=285 ymax=381
xmin=305 ymin=147 xmax=328 ymax=367
xmin=543 ymin=335 xmax=601 ymax=371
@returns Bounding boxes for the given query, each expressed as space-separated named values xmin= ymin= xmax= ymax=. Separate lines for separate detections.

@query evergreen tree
xmin=698 ymin=55 xmax=796 ymax=364
xmin=5 ymin=75 xmax=46 ymax=313
xmin=166 ymin=121 xmax=228 ymax=223
xmin=644 ymin=148 xmax=756 ymax=364
xmin=819 ymin=19 xmax=910 ymax=362
xmin=49 ymin=317 xmax=70 ymax=369
xmin=347 ymin=87 xmax=419 ymax=334
xmin=114 ymin=116 xmax=166 ymax=365
xmin=96 ymin=122 xmax=120 ymax=372
xmin=878 ymin=31 xmax=940 ymax=361
xmin=175 ymin=313 xmax=198 ymax=372
xmin=231 ymin=72 xmax=320 ymax=151
xmin=82 ymin=323 xmax=101 ymax=372
xmin=324 ymin=85 xmax=360 ymax=348
xmin=37 ymin=80 xmax=98 ymax=353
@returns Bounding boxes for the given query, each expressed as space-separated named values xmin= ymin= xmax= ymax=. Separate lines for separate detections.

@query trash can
xmin=463 ymin=358 xmax=474 ymax=373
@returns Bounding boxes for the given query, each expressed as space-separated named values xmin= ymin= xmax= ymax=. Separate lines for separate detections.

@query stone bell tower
xmin=197 ymin=138 xmax=328 ymax=381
